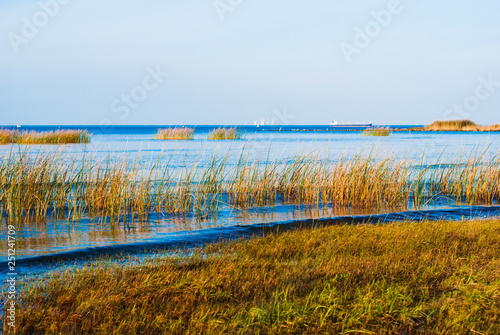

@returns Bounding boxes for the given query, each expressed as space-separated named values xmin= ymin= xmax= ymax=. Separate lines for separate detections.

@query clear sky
xmin=1 ymin=0 xmax=499 ymax=126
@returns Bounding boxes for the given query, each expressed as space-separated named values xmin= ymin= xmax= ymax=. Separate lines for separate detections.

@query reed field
xmin=0 ymin=129 xmax=90 ymax=144
xmin=154 ymin=127 xmax=195 ymax=140
xmin=422 ymin=120 xmax=500 ymax=132
xmin=7 ymin=219 xmax=500 ymax=334
xmin=0 ymin=130 xmax=14 ymax=144
xmin=208 ymin=127 xmax=242 ymax=140
xmin=483 ymin=124 xmax=500 ymax=131
xmin=362 ymin=128 xmax=391 ymax=136
xmin=0 ymin=149 xmax=499 ymax=226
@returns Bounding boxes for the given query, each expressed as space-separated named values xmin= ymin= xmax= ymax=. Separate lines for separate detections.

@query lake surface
xmin=1 ymin=125 xmax=500 ymax=267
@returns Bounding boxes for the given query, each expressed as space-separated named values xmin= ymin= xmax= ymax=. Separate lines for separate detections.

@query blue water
xmin=1 ymin=124 xmax=420 ymax=133
xmin=1 ymin=125 xmax=497 ymax=164
xmin=1 ymin=125 xmax=500 ymax=265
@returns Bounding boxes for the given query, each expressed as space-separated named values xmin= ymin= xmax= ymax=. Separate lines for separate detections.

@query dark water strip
xmin=2 ymin=205 xmax=499 ymax=273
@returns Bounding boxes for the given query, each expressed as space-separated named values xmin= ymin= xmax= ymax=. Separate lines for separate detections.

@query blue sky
xmin=1 ymin=0 xmax=499 ymax=125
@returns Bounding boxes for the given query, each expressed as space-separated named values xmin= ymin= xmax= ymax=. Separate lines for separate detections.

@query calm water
xmin=1 ymin=125 xmax=498 ymax=164
xmin=1 ymin=125 xmax=500 ymax=264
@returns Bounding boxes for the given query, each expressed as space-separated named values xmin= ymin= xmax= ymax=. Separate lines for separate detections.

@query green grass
xmin=362 ymin=128 xmax=391 ymax=136
xmin=154 ymin=127 xmax=195 ymax=140
xmin=8 ymin=219 xmax=500 ymax=334
xmin=0 ymin=129 xmax=90 ymax=144
xmin=208 ymin=127 xmax=242 ymax=140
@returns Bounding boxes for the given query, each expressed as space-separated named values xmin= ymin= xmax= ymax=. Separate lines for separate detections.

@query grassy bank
xmin=0 ymin=129 xmax=90 ymax=144
xmin=155 ymin=127 xmax=194 ymax=140
xmin=8 ymin=219 xmax=500 ymax=334
xmin=208 ymin=127 xmax=242 ymax=140
xmin=1 ymin=149 xmax=499 ymax=225
xmin=420 ymin=120 xmax=500 ymax=132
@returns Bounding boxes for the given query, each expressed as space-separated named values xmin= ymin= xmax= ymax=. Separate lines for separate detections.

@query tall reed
xmin=155 ymin=127 xmax=194 ymax=140
xmin=424 ymin=120 xmax=500 ymax=132
xmin=362 ymin=128 xmax=391 ymax=136
xmin=1 ymin=149 xmax=499 ymax=226
xmin=208 ymin=127 xmax=242 ymax=140
xmin=426 ymin=119 xmax=478 ymax=131
xmin=482 ymin=124 xmax=500 ymax=131
xmin=0 ymin=130 xmax=14 ymax=144
xmin=0 ymin=129 xmax=90 ymax=144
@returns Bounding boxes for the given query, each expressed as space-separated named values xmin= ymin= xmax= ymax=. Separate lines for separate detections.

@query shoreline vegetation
xmin=1 ymin=149 xmax=499 ymax=225
xmin=208 ymin=127 xmax=242 ymax=140
xmin=266 ymin=120 xmax=500 ymax=132
xmin=0 ymin=120 xmax=498 ymax=144
xmin=8 ymin=219 xmax=500 ymax=334
xmin=155 ymin=127 xmax=195 ymax=140
xmin=362 ymin=127 xmax=391 ymax=136
xmin=417 ymin=120 xmax=500 ymax=132
xmin=153 ymin=127 xmax=243 ymax=140
xmin=0 ymin=129 xmax=90 ymax=144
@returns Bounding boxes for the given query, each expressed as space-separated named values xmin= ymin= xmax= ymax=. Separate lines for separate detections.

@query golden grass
xmin=155 ymin=127 xmax=194 ymax=140
xmin=0 ymin=129 xmax=14 ymax=144
xmin=0 ymin=129 xmax=90 ymax=144
xmin=1 ymin=149 xmax=499 ymax=225
xmin=424 ymin=120 xmax=500 ymax=132
xmin=208 ymin=127 xmax=242 ymax=140
xmin=482 ymin=124 xmax=500 ymax=131
xmin=362 ymin=128 xmax=391 ymax=136
xmin=8 ymin=219 xmax=500 ymax=334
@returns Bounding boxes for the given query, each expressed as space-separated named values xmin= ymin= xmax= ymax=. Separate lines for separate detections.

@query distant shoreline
xmin=269 ymin=120 xmax=500 ymax=132
xmin=1 ymin=120 xmax=499 ymax=133
xmin=266 ymin=128 xmax=500 ymax=132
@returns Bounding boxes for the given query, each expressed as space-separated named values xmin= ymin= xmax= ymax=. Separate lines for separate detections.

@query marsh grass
xmin=483 ymin=124 xmax=500 ymax=131
xmin=155 ymin=127 xmax=195 ymax=140
xmin=0 ymin=129 xmax=90 ymax=144
xmin=208 ymin=127 xmax=242 ymax=140
xmin=362 ymin=128 xmax=391 ymax=136
xmin=0 ymin=149 xmax=499 ymax=226
xmin=0 ymin=130 xmax=14 ymax=144
xmin=424 ymin=120 xmax=500 ymax=132
xmin=8 ymin=219 xmax=500 ymax=334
